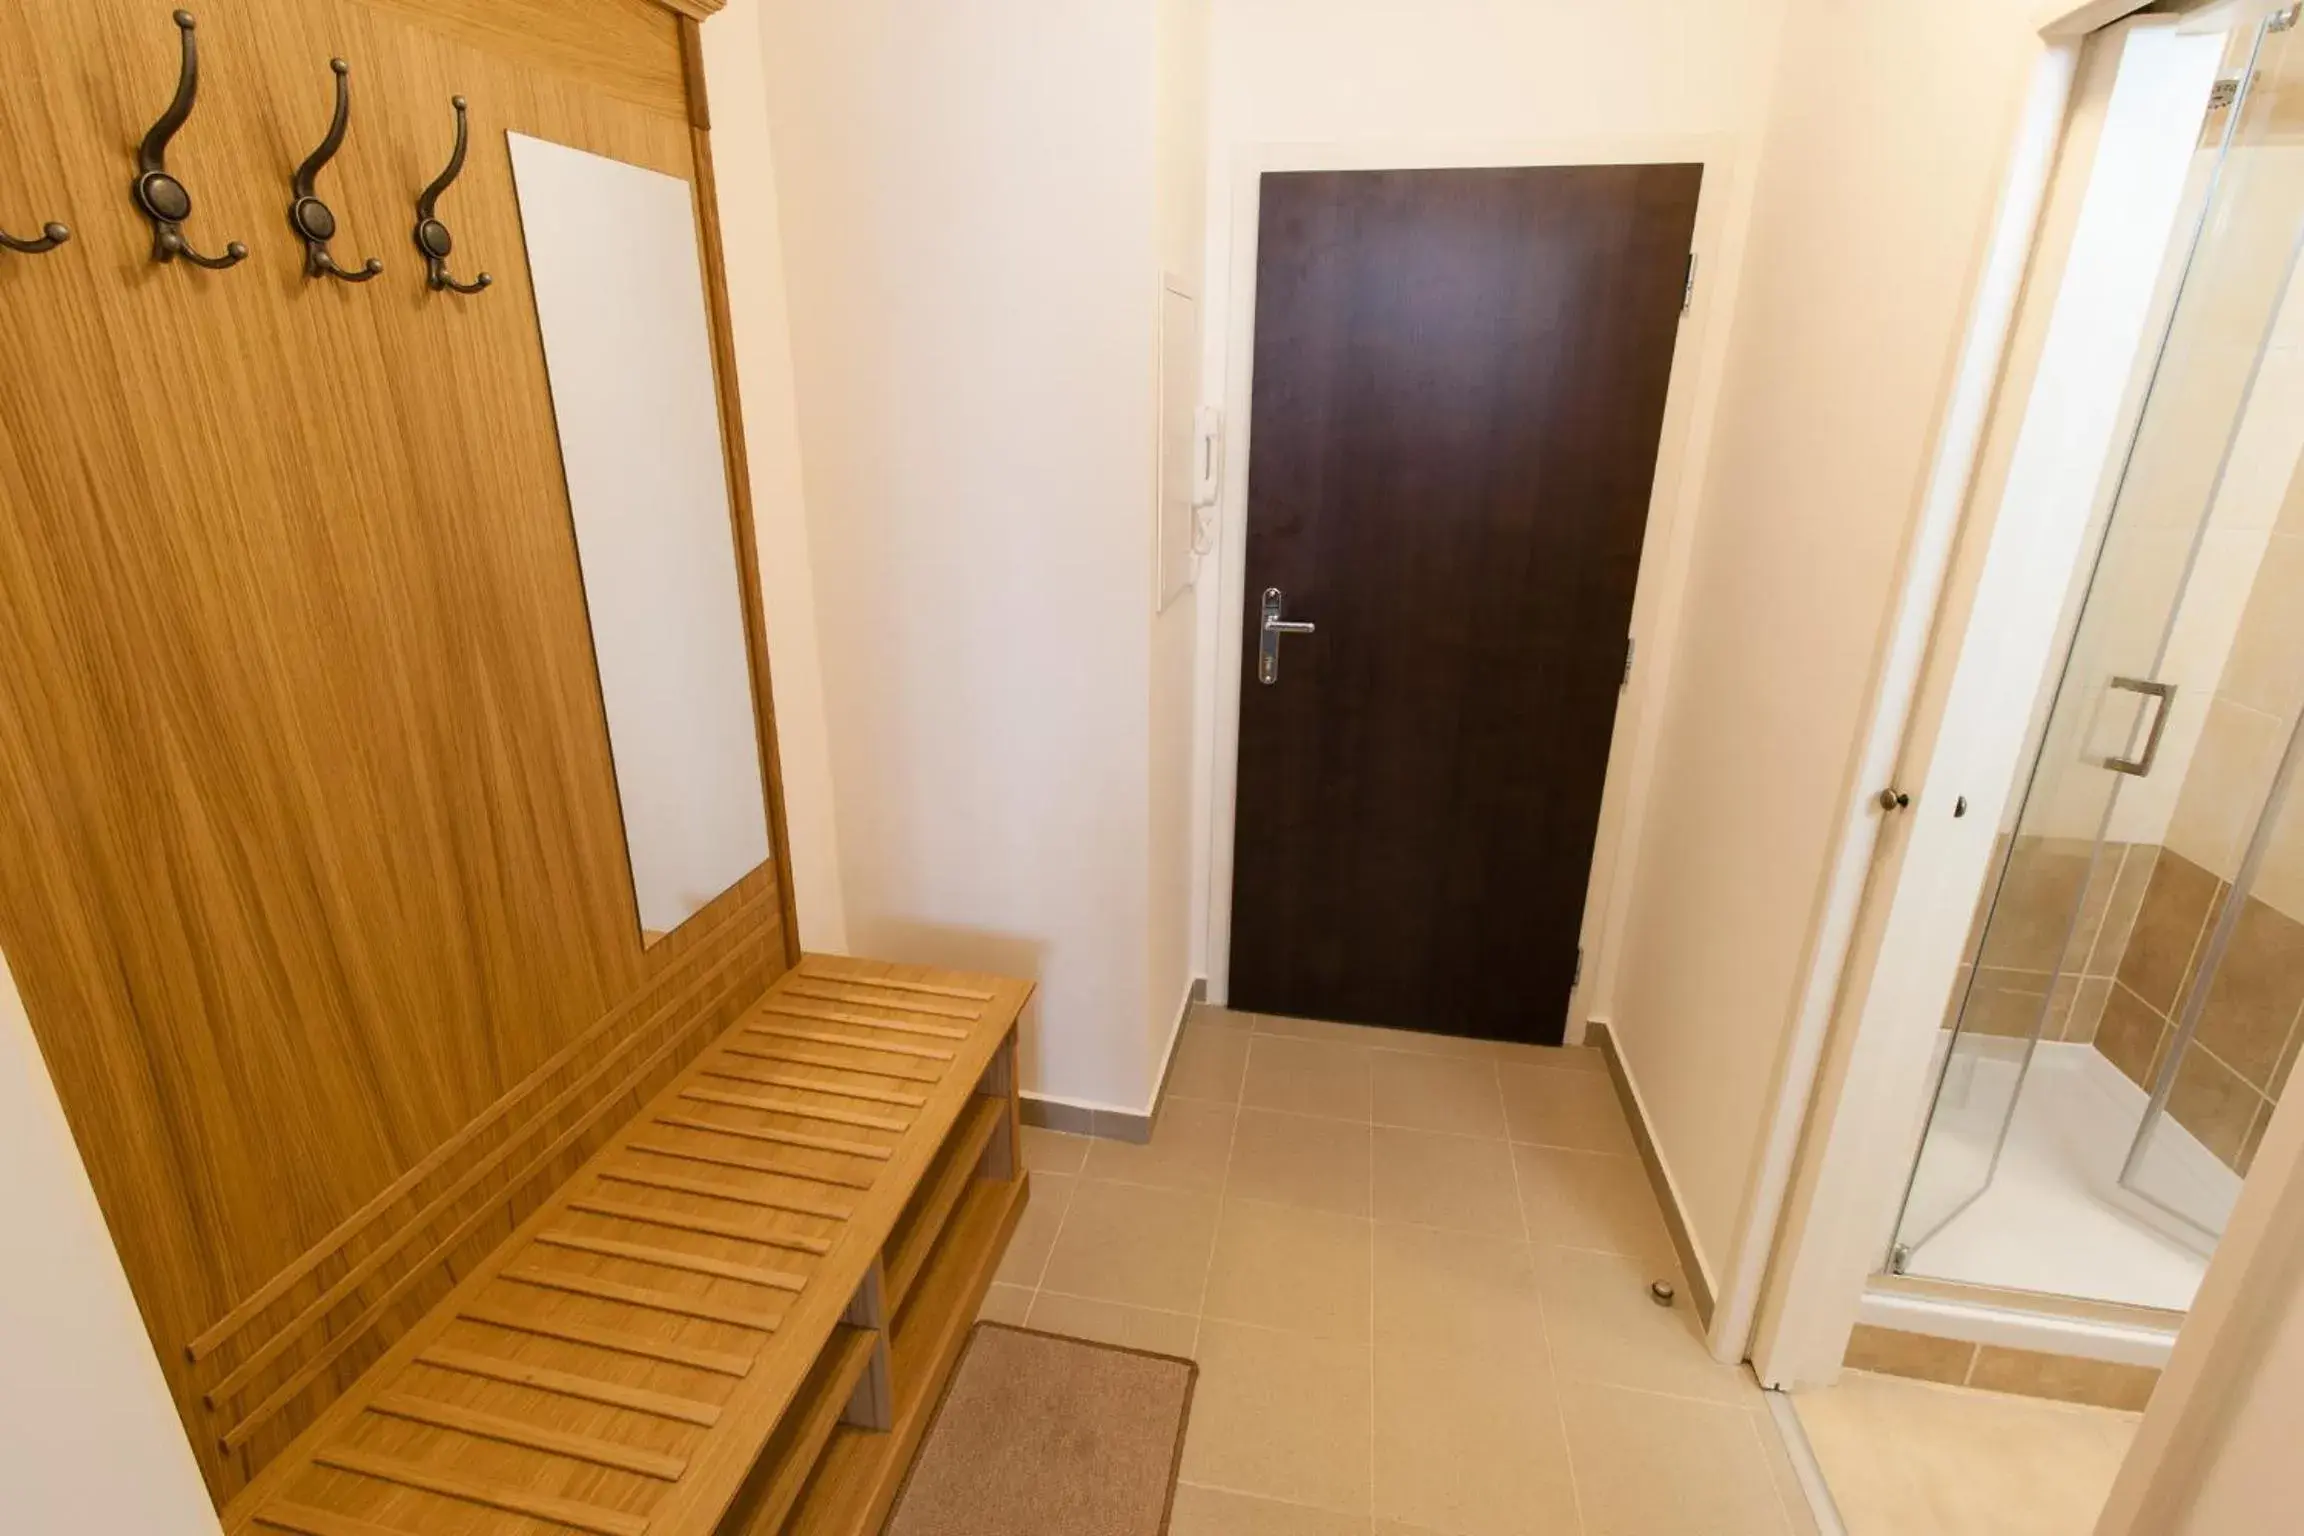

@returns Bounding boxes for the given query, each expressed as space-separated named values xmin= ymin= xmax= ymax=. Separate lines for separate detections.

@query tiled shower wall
xmin=1952 ymin=838 xmax=2301 ymax=1176
xmin=1940 ymin=129 xmax=2304 ymax=1180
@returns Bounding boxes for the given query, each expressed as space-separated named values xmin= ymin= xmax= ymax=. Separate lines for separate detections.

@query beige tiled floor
xmin=980 ymin=1006 xmax=1817 ymax=1536
xmin=1793 ymin=1369 xmax=2139 ymax=1536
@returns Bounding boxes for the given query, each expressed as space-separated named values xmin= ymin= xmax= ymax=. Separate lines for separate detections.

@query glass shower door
xmin=2110 ymin=12 xmax=2304 ymax=1248
xmin=1892 ymin=16 xmax=2303 ymax=1282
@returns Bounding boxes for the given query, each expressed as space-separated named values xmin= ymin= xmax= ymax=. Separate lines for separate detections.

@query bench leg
xmin=843 ymin=1258 xmax=894 ymax=1432
xmin=976 ymin=1031 xmax=1020 ymax=1182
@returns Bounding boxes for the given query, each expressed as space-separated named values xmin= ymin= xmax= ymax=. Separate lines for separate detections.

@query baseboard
xmin=1588 ymin=1020 xmax=1717 ymax=1327
xmin=1020 ymin=979 xmax=1204 ymax=1146
xmin=1146 ymin=976 xmax=1203 ymax=1124
xmin=1020 ymin=1094 xmax=1152 ymax=1144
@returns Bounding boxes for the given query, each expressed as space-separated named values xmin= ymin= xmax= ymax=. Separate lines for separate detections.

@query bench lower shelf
xmin=774 ymin=1170 xmax=1029 ymax=1536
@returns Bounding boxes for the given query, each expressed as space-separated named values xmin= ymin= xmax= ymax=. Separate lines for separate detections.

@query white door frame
xmin=1742 ymin=18 xmax=2226 ymax=1385
xmin=1197 ymin=133 xmax=1744 ymax=1043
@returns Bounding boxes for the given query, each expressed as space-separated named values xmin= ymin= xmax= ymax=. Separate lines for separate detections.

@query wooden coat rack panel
xmin=0 ymin=0 xmax=794 ymax=1505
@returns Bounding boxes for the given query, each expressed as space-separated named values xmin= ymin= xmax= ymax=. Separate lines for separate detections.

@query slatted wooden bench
xmin=222 ymin=956 xmax=1033 ymax=1536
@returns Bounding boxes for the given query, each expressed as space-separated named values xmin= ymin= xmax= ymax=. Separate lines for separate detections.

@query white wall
xmin=2100 ymin=1043 xmax=2304 ymax=1533
xmin=704 ymin=0 xmax=848 ymax=953
xmin=1191 ymin=0 xmax=1789 ymax=1035
xmin=1150 ymin=0 xmax=1213 ymax=1082
xmin=758 ymin=0 xmax=1177 ymax=1111
xmin=1604 ymin=0 xmax=2050 ymax=1294
xmin=0 ymin=951 xmax=222 ymax=1536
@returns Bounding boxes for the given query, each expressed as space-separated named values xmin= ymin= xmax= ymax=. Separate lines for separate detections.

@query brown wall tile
xmin=1969 ymin=1347 xmax=2158 ymax=1411
xmin=2241 ymin=1102 xmax=2272 ymax=1175
xmin=1958 ymin=968 xmax=2055 ymax=1039
xmin=2097 ymin=983 xmax=2169 ymax=1091
xmin=2092 ymin=844 xmax=2156 ymax=975
xmin=1844 ymin=1325 xmax=1977 ymax=1386
xmin=2167 ymin=1047 xmax=2265 ymax=1172
xmin=2064 ymin=843 xmax=2126 ymax=974
xmin=2195 ymin=893 xmax=2304 ymax=1092
xmin=2062 ymin=975 xmax=2112 ymax=1044
xmin=2119 ymin=851 xmax=2224 ymax=1015
xmin=1980 ymin=837 xmax=2096 ymax=973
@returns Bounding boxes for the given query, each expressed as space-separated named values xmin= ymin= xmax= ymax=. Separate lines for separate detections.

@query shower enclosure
xmin=1890 ymin=12 xmax=2304 ymax=1312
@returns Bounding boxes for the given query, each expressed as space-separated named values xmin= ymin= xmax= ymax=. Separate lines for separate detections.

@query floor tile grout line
xmin=1182 ymin=1089 xmax=1638 ymax=1157
xmin=1367 ymin=1049 xmax=1379 ymax=1530
xmin=1193 ymin=1026 xmax=1250 ymax=1359
xmin=1173 ymin=1475 xmax=1373 ymax=1527
xmin=1498 ymin=1052 xmax=1590 ymax=1536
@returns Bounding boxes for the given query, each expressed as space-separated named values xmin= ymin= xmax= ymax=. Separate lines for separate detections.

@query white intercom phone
xmin=1191 ymin=405 xmax=1223 ymax=554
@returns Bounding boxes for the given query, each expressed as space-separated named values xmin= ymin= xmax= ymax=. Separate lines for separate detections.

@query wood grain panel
xmin=0 ymin=0 xmax=791 ymax=1505
xmin=352 ymin=0 xmax=689 ymax=119
xmin=221 ymin=958 xmax=1033 ymax=1536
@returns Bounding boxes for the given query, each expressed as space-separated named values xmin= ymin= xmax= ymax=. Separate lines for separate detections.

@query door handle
xmin=1259 ymin=587 xmax=1316 ymax=685
xmin=2105 ymin=676 xmax=2175 ymax=777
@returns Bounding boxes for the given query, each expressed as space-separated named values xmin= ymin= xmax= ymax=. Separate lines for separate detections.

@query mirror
xmin=509 ymin=132 xmax=772 ymax=944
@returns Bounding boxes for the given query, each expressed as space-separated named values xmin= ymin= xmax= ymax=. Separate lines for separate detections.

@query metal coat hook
xmin=412 ymin=96 xmax=491 ymax=295
xmin=290 ymin=59 xmax=382 ymax=283
xmin=0 ymin=217 xmax=69 ymax=256
xmin=133 ymin=10 xmax=247 ymax=270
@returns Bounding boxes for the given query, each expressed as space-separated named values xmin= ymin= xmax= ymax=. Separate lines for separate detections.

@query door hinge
xmin=1572 ymin=947 xmax=1584 ymax=989
xmin=1622 ymin=636 xmax=1636 ymax=688
xmin=1681 ymin=253 xmax=1697 ymax=315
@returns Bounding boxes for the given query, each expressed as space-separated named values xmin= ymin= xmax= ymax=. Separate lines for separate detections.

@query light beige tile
xmin=1082 ymin=1099 xmax=1236 ymax=1192
xmin=1039 ymin=1178 xmax=1220 ymax=1313
xmin=1495 ymin=1041 xmax=1609 ymax=1073
xmin=1372 ymin=1222 xmax=1545 ymax=1362
xmin=1370 ymin=1053 xmax=1506 ymax=1138
xmin=1025 ymin=1290 xmax=1199 ymax=1360
xmin=1792 ymin=1370 xmax=2138 ymax=1536
xmin=2225 ymin=532 xmax=2304 ymax=720
xmin=1184 ymin=1321 xmax=1374 ymax=1516
xmin=1204 ymin=1198 xmax=1372 ymax=1342
xmin=1358 ymin=1026 xmax=1503 ymax=1062
xmin=993 ymin=1170 xmax=1072 ymax=1288
xmin=1371 ymin=1126 xmax=1524 ymax=1236
xmin=1245 ymin=1035 xmax=1374 ymax=1121
xmin=1021 ymin=1124 xmax=1090 ymax=1174
xmin=2167 ymin=698 xmax=2287 ymax=878
xmin=1514 ymin=1144 xmax=1676 ymax=1263
xmin=1373 ymin=1334 xmax=1580 ymax=1536
xmin=1256 ymin=1012 xmax=1393 ymax=1047
xmin=1564 ymin=1380 xmax=1791 ymax=1536
xmin=1536 ymin=1246 xmax=1755 ymax=1405
xmin=1499 ymin=1062 xmax=1637 ymax=1154
xmin=1262 ymin=1012 xmax=1530 ymax=1063
xmin=976 ymin=1282 xmax=1035 ymax=1326
xmin=1172 ymin=1485 xmax=1370 ymax=1536
xmin=1170 ymin=1023 xmax=1253 ymax=1104
xmin=1230 ymin=1109 xmax=1372 ymax=1217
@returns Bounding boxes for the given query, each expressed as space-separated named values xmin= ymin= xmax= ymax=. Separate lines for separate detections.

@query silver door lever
xmin=1260 ymin=587 xmax=1316 ymax=685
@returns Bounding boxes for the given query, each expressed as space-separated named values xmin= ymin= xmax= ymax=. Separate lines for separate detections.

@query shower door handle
xmin=2106 ymin=677 xmax=2175 ymax=777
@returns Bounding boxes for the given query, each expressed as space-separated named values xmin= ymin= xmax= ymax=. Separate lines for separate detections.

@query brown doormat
xmin=888 ymin=1322 xmax=1198 ymax=1536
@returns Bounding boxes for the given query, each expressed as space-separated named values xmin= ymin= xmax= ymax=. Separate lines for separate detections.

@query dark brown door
xmin=1229 ymin=165 xmax=1701 ymax=1044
